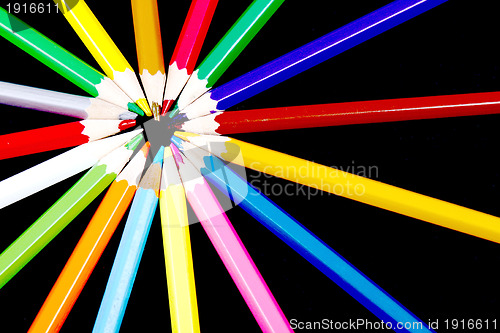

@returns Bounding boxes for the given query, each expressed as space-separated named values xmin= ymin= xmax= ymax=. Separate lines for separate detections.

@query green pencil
xmin=0 ymin=8 xmax=144 ymax=115
xmin=0 ymin=134 xmax=143 ymax=289
xmin=173 ymin=0 xmax=285 ymax=115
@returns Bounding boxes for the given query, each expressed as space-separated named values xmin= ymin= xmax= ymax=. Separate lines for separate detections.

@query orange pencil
xmin=131 ymin=0 xmax=165 ymax=117
xmin=28 ymin=142 xmax=150 ymax=333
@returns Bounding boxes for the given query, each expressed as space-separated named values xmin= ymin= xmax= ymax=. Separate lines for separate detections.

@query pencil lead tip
xmin=161 ymin=99 xmax=174 ymax=115
xmin=168 ymin=105 xmax=180 ymax=118
xmin=152 ymin=146 xmax=165 ymax=164
xmin=126 ymin=133 xmax=144 ymax=150
xmin=169 ymin=143 xmax=184 ymax=164
xmin=136 ymin=98 xmax=152 ymax=117
xmin=139 ymin=141 xmax=151 ymax=157
xmin=164 ymin=145 xmax=173 ymax=158
xmin=118 ymin=119 xmax=137 ymax=131
xmin=127 ymin=102 xmax=145 ymax=116
xmin=170 ymin=135 xmax=184 ymax=150
xmin=152 ymin=102 xmax=161 ymax=121
xmin=119 ymin=111 xmax=138 ymax=120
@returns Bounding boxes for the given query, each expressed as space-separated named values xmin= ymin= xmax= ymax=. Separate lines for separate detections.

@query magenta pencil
xmin=170 ymin=143 xmax=292 ymax=333
xmin=162 ymin=0 xmax=219 ymax=113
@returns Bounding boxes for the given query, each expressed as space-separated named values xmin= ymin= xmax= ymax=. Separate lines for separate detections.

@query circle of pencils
xmin=1 ymin=1 xmax=500 ymax=332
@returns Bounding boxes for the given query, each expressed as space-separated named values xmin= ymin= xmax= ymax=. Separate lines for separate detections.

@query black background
xmin=1 ymin=1 xmax=500 ymax=332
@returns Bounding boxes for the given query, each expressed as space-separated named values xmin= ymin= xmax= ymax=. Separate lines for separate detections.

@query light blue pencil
xmin=93 ymin=147 xmax=164 ymax=333
xmin=171 ymin=137 xmax=435 ymax=333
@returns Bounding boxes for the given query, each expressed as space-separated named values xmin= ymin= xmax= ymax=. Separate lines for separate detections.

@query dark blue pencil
xmin=175 ymin=0 xmax=447 ymax=121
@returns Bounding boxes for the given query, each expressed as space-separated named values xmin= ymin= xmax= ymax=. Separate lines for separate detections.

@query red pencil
xmin=162 ymin=0 xmax=218 ymax=114
xmin=0 ymin=119 xmax=136 ymax=160
xmin=178 ymin=91 xmax=500 ymax=135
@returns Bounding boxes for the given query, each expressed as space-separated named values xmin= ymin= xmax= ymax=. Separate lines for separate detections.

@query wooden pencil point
xmin=161 ymin=99 xmax=174 ymax=115
xmin=118 ymin=119 xmax=137 ymax=131
xmin=152 ymin=102 xmax=161 ymax=121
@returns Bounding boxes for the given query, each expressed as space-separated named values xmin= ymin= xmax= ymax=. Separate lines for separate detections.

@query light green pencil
xmin=0 ymin=134 xmax=143 ymax=289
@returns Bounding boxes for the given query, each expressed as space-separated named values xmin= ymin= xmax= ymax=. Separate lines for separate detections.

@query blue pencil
xmin=93 ymin=147 xmax=164 ymax=333
xmin=175 ymin=0 xmax=447 ymax=120
xmin=171 ymin=136 xmax=434 ymax=333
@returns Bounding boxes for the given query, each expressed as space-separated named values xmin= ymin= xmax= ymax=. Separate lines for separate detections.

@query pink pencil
xmin=170 ymin=144 xmax=292 ymax=332
xmin=162 ymin=0 xmax=219 ymax=114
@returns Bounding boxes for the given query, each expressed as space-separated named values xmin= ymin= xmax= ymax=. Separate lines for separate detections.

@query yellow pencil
xmin=159 ymin=147 xmax=200 ymax=333
xmin=54 ymin=0 xmax=152 ymax=116
xmin=131 ymin=0 xmax=165 ymax=111
xmin=174 ymin=131 xmax=500 ymax=244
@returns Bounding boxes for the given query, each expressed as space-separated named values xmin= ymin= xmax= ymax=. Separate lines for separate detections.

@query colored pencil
xmin=171 ymin=144 xmax=292 ymax=333
xmin=159 ymin=147 xmax=200 ymax=333
xmin=131 ymin=0 xmax=166 ymax=108
xmin=0 ymin=129 xmax=142 ymax=210
xmin=173 ymin=139 xmax=435 ymax=333
xmin=176 ymin=0 xmax=286 ymax=112
xmin=0 ymin=134 xmax=142 ymax=290
xmin=93 ymin=147 xmax=164 ymax=333
xmin=162 ymin=0 xmax=219 ymax=113
xmin=55 ymin=0 xmax=152 ymax=116
xmin=28 ymin=142 xmax=150 ymax=333
xmin=0 ymin=8 xmax=144 ymax=116
xmin=175 ymin=0 xmax=448 ymax=121
xmin=0 ymin=81 xmax=137 ymax=120
xmin=178 ymin=91 xmax=500 ymax=134
xmin=0 ymin=119 xmax=136 ymax=160
xmin=174 ymin=132 xmax=500 ymax=244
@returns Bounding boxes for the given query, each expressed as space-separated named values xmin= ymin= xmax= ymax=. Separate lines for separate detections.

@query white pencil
xmin=0 ymin=129 xmax=142 ymax=209
xmin=0 ymin=81 xmax=137 ymax=120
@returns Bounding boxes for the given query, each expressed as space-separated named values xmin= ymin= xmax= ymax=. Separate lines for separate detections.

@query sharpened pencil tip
xmin=152 ymin=102 xmax=161 ymax=121
xmin=118 ymin=119 xmax=137 ymax=131
xmin=169 ymin=143 xmax=185 ymax=165
xmin=168 ymin=105 xmax=180 ymax=118
xmin=152 ymin=146 xmax=165 ymax=164
xmin=161 ymin=99 xmax=174 ymax=116
xmin=126 ymin=134 xmax=144 ymax=150
xmin=170 ymin=135 xmax=184 ymax=150
xmin=127 ymin=102 xmax=145 ymax=116
xmin=163 ymin=145 xmax=173 ymax=158
xmin=136 ymin=98 xmax=152 ymax=117
xmin=139 ymin=141 xmax=151 ymax=157
xmin=119 ymin=111 xmax=139 ymax=120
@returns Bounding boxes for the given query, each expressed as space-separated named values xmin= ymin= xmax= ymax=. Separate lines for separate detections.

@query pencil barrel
xmin=159 ymin=186 xmax=200 ymax=333
xmin=28 ymin=181 xmax=136 ymax=332
xmin=227 ymin=138 xmax=500 ymax=244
